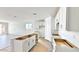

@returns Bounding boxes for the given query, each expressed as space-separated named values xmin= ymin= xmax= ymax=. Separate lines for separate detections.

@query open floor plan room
xmin=0 ymin=7 xmax=79 ymax=52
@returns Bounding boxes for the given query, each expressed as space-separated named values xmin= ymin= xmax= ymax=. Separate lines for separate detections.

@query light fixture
xmin=33 ymin=13 xmax=37 ymax=15
xmin=14 ymin=16 xmax=16 ymax=18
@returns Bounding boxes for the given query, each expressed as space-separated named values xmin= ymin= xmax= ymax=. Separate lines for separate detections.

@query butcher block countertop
xmin=15 ymin=33 xmax=38 ymax=40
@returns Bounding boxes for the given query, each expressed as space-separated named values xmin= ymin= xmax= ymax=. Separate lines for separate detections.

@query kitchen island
xmin=12 ymin=33 xmax=38 ymax=52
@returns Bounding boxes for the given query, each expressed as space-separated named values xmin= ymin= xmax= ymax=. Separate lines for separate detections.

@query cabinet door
xmin=14 ymin=40 xmax=23 ymax=52
xmin=29 ymin=36 xmax=36 ymax=49
xmin=29 ymin=39 xmax=34 ymax=49
xmin=23 ymin=39 xmax=30 ymax=52
xmin=33 ymin=36 xmax=36 ymax=45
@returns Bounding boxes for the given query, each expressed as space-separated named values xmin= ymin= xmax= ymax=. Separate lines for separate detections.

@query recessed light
xmin=33 ymin=13 xmax=37 ymax=15
xmin=14 ymin=16 xmax=16 ymax=18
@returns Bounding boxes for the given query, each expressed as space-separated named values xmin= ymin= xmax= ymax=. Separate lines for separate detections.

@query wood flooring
xmin=30 ymin=35 xmax=77 ymax=52
xmin=30 ymin=42 xmax=48 ymax=52
xmin=30 ymin=39 xmax=49 ymax=52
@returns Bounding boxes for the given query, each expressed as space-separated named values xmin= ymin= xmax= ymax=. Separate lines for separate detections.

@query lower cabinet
xmin=59 ymin=31 xmax=79 ymax=48
xmin=29 ymin=36 xmax=36 ymax=48
xmin=23 ymin=40 xmax=30 ymax=52
xmin=13 ymin=36 xmax=36 ymax=52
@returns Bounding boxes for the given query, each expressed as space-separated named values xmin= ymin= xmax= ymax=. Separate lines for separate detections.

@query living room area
xmin=0 ymin=7 xmax=58 ymax=52
xmin=0 ymin=7 xmax=79 ymax=52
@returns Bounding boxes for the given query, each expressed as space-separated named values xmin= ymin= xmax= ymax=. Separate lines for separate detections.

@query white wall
xmin=9 ymin=22 xmax=26 ymax=35
xmin=9 ymin=20 xmax=35 ymax=35
xmin=45 ymin=16 xmax=52 ymax=41
xmin=0 ymin=19 xmax=36 ymax=35
xmin=51 ymin=16 xmax=55 ymax=34
xmin=66 ymin=7 xmax=79 ymax=31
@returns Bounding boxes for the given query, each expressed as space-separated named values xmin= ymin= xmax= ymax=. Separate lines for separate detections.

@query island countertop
xmin=15 ymin=33 xmax=38 ymax=40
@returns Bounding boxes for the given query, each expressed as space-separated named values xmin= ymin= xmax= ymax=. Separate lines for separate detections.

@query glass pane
xmin=26 ymin=24 xmax=33 ymax=29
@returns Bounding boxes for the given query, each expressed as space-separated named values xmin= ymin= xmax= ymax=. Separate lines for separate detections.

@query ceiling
xmin=0 ymin=7 xmax=59 ymax=22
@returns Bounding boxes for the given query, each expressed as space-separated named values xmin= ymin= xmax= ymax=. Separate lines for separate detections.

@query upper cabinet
xmin=55 ymin=7 xmax=79 ymax=32
xmin=55 ymin=7 xmax=66 ymax=32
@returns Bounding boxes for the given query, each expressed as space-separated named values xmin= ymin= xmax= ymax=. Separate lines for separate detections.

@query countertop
xmin=56 ymin=46 xmax=79 ymax=52
xmin=15 ymin=33 xmax=37 ymax=40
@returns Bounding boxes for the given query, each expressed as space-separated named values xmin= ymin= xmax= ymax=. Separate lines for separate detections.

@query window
xmin=0 ymin=23 xmax=8 ymax=35
xmin=0 ymin=24 xmax=6 ymax=34
xmin=26 ymin=24 xmax=33 ymax=30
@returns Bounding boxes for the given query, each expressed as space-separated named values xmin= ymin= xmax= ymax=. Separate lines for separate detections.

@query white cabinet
xmin=55 ymin=7 xmax=79 ymax=48
xmin=29 ymin=36 xmax=36 ymax=49
xmin=13 ymin=35 xmax=36 ymax=52
xmin=23 ymin=39 xmax=30 ymax=52
xmin=13 ymin=39 xmax=29 ymax=52
xmin=55 ymin=7 xmax=66 ymax=32
xmin=55 ymin=7 xmax=79 ymax=32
